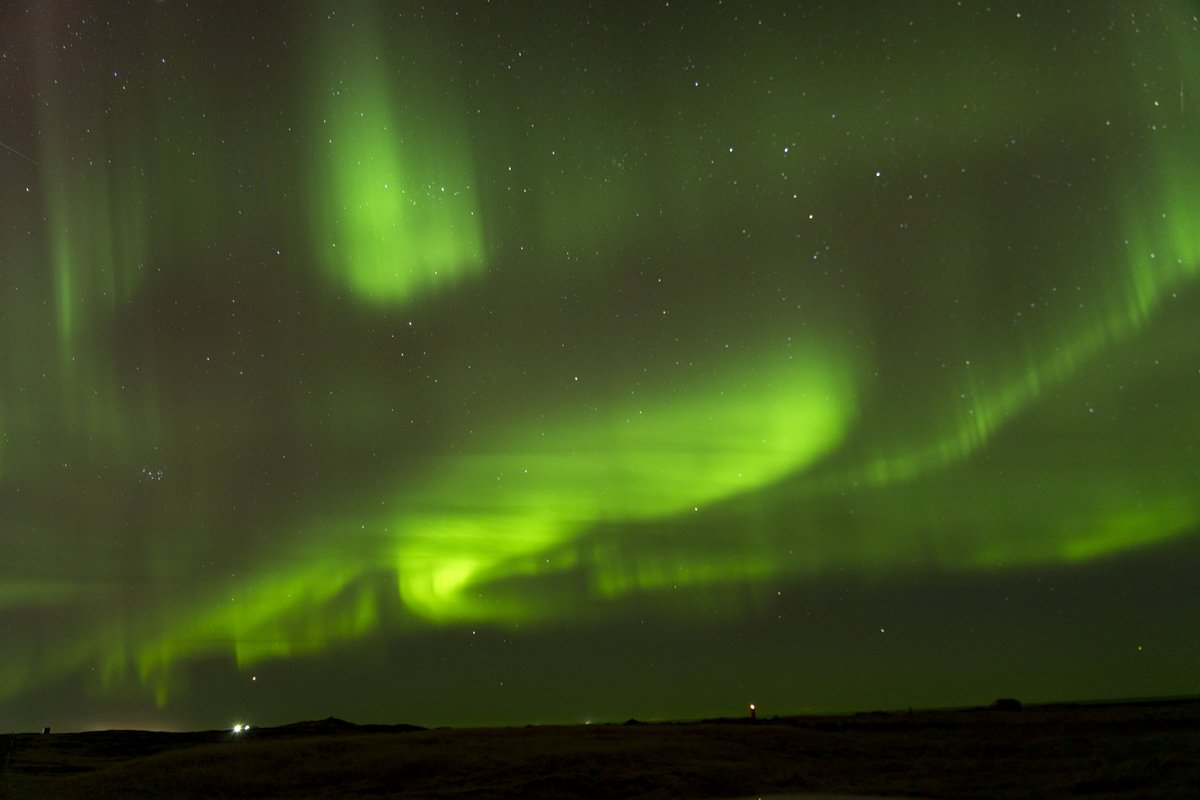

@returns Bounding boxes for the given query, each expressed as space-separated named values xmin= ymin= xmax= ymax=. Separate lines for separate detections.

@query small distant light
xmin=232 ymin=723 xmax=249 ymax=734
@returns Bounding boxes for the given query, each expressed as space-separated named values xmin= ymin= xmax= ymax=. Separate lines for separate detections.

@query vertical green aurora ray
xmin=0 ymin=8 xmax=229 ymax=708
xmin=33 ymin=20 xmax=149 ymax=364
xmin=26 ymin=4 xmax=162 ymax=463
xmin=808 ymin=5 xmax=1200 ymax=502
xmin=821 ymin=237 xmax=1200 ymax=560
xmin=308 ymin=4 xmax=484 ymax=305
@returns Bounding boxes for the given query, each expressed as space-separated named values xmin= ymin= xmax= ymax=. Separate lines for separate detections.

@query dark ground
xmin=2 ymin=699 xmax=1196 ymax=799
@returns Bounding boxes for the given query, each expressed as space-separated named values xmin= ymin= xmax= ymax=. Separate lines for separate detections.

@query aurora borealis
xmin=1 ymin=1 xmax=1198 ymax=732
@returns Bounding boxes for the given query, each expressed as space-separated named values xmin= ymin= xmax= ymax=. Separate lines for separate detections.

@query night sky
xmin=2 ymin=1 xmax=1198 ymax=733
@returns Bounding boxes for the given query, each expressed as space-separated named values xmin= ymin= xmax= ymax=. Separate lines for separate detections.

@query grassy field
xmin=2 ymin=700 xmax=1196 ymax=799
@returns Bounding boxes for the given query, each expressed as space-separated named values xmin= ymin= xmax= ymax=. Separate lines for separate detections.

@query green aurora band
xmin=0 ymin=1 xmax=1197 ymax=715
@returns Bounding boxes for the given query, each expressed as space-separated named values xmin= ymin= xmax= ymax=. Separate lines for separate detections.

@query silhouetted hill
xmin=2 ymin=699 xmax=1195 ymax=798
xmin=264 ymin=717 xmax=426 ymax=737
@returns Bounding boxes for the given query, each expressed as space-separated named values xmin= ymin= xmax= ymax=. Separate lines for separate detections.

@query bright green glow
xmin=309 ymin=11 xmax=484 ymax=304
xmin=0 ymin=346 xmax=854 ymax=702
xmin=955 ymin=487 xmax=1200 ymax=570
xmin=99 ymin=560 xmax=379 ymax=706
xmin=80 ymin=347 xmax=855 ymax=697
xmin=394 ymin=515 xmax=569 ymax=623
xmin=391 ymin=351 xmax=857 ymax=620
xmin=1059 ymin=500 xmax=1199 ymax=563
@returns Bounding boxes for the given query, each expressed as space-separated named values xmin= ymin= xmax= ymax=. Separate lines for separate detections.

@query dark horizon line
xmin=12 ymin=693 xmax=1199 ymax=737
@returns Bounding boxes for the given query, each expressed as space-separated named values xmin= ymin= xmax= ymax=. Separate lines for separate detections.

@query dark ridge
xmin=266 ymin=717 xmax=361 ymax=734
xmin=2 ymin=700 xmax=1195 ymax=799
xmin=990 ymin=697 xmax=1023 ymax=711
xmin=258 ymin=717 xmax=427 ymax=736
